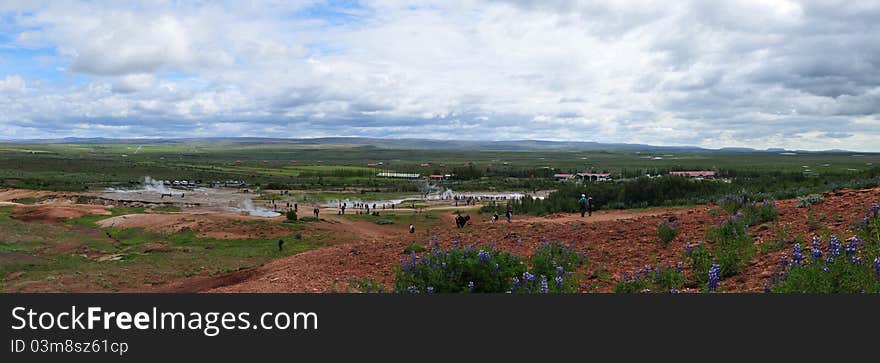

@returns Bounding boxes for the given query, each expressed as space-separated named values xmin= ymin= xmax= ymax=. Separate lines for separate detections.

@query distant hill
xmin=0 ymin=136 xmax=865 ymax=153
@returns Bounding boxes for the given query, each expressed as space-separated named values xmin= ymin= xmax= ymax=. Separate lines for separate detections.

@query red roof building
xmin=669 ymin=171 xmax=716 ymax=178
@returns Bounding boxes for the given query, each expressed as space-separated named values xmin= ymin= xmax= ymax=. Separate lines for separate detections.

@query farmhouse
xmin=576 ymin=172 xmax=612 ymax=182
xmin=669 ymin=171 xmax=716 ymax=179
xmin=377 ymin=172 xmax=420 ymax=179
xmin=553 ymin=173 xmax=575 ymax=181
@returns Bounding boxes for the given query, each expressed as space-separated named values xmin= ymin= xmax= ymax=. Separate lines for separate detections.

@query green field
xmin=2 ymin=140 xmax=879 ymax=193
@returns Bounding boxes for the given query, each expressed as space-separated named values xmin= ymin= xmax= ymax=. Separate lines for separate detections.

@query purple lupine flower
xmin=669 ymin=288 xmax=680 ymax=294
xmin=779 ymin=252 xmax=789 ymax=270
xmin=852 ymin=256 xmax=862 ymax=266
xmin=845 ymin=239 xmax=857 ymax=257
xmin=707 ymin=264 xmax=721 ymax=292
xmin=791 ymin=243 xmax=804 ymax=266
xmin=763 ymin=284 xmax=771 ymax=293
xmin=641 ymin=289 xmax=651 ymax=294
xmin=675 ymin=261 xmax=684 ymax=273
xmin=828 ymin=235 xmax=841 ymax=262
xmin=811 ymin=236 xmax=823 ymax=261
xmin=477 ymin=250 xmax=491 ymax=264
xmin=407 ymin=286 xmax=419 ymax=294
xmin=540 ymin=275 xmax=549 ymax=294
xmin=555 ymin=275 xmax=563 ymax=289
xmin=522 ymin=272 xmax=535 ymax=283
xmin=468 ymin=281 xmax=475 ymax=292
xmin=426 ymin=286 xmax=434 ymax=293
xmin=872 ymin=203 xmax=879 ymax=218
xmin=556 ymin=266 xmax=564 ymax=277
xmin=685 ymin=242 xmax=692 ymax=255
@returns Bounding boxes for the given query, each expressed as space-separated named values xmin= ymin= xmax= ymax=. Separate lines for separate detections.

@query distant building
xmin=576 ymin=172 xmax=612 ymax=182
xmin=419 ymin=163 xmax=431 ymax=167
xmin=429 ymin=174 xmax=449 ymax=180
xmin=377 ymin=172 xmax=420 ymax=179
xmin=669 ymin=171 xmax=716 ymax=179
xmin=554 ymin=173 xmax=575 ymax=181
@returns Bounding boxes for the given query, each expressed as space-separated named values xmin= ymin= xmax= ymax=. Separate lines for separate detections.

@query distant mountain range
xmin=0 ymin=137 xmax=866 ymax=153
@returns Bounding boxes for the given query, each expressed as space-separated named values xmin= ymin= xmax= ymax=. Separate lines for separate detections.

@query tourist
xmin=578 ymin=194 xmax=588 ymax=217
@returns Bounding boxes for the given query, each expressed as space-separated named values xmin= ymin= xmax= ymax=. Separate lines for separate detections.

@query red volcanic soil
xmin=11 ymin=204 xmax=111 ymax=222
xmin=164 ymin=188 xmax=880 ymax=293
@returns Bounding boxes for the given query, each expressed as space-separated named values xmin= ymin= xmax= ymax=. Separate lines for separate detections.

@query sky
xmin=0 ymin=0 xmax=879 ymax=151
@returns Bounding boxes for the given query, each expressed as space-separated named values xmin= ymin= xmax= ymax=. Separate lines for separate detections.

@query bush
xmin=393 ymin=239 xmax=586 ymax=293
xmin=285 ymin=210 xmax=297 ymax=221
xmin=375 ymin=219 xmax=394 ymax=225
xmin=741 ymin=200 xmax=778 ymax=225
xmin=706 ymin=218 xmax=755 ymax=278
xmin=614 ymin=264 xmax=685 ymax=293
xmin=299 ymin=216 xmax=319 ymax=222
xmin=796 ymin=194 xmax=825 ymax=208
xmin=683 ymin=242 xmax=713 ymax=285
xmin=657 ymin=217 xmax=680 ymax=247
xmin=403 ymin=243 xmax=426 ymax=254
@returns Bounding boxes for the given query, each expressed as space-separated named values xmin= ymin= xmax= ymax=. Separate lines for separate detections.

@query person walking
xmin=578 ymin=194 xmax=588 ymax=217
xmin=505 ymin=203 xmax=513 ymax=223
xmin=409 ymin=224 xmax=415 ymax=234
xmin=588 ymin=196 xmax=593 ymax=217
xmin=278 ymin=239 xmax=284 ymax=251
xmin=313 ymin=207 xmax=320 ymax=218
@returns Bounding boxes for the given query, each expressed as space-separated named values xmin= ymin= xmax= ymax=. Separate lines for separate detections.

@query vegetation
xmin=393 ymin=239 xmax=585 ymax=293
xmin=657 ymin=217 xmax=680 ymax=247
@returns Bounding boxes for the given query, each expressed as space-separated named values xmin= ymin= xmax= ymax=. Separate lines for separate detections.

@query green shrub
xmin=683 ymin=242 xmax=713 ymax=285
xmin=614 ymin=265 xmax=685 ymax=293
xmin=299 ymin=216 xmax=319 ymax=222
xmin=403 ymin=243 xmax=426 ymax=254
xmin=657 ymin=218 xmax=680 ymax=247
xmin=375 ymin=219 xmax=394 ymax=225
xmin=706 ymin=219 xmax=755 ymax=278
xmin=796 ymin=194 xmax=824 ymax=208
xmin=285 ymin=210 xmax=297 ymax=221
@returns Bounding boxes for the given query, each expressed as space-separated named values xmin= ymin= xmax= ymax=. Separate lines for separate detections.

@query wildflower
xmin=641 ymin=289 xmax=651 ymax=294
xmin=468 ymin=281 xmax=475 ymax=292
xmin=685 ymin=242 xmax=692 ymax=255
xmin=779 ymin=252 xmax=788 ymax=270
xmin=791 ymin=243 xmax=804 ymax=266
xmin=477 ymin=250 xmax=491 ymax=264
xmin=707 ymin=264 xmax=721 ymax=292
xmin=872 ymin=203 xmax=879 ymax=218
xmin=763 ymin=284 xmax=770 ymax=294
xmin=407 ymin=286 xmax=419 ymax=294
xmin=828 ymin=235 xmax=842 ymax=262
xmin=540 ymin=275 xmax=549 ymax=294
xmin=555 ymin=275 xmax=563 ymax=289
xmin=426 ymin=286 xmax=435 ymax=293
xmin=810 ymin=236 xmax=822 ymax=261
xmin=669 ymin=288 xmax=680 ymax=294
xmin=522 ymin=272 xmax=535 ymax=283
xmin=556 ymin=266 xmax=564 ymax=277
xmin=675 ymin=262 xmax=684 ymax=273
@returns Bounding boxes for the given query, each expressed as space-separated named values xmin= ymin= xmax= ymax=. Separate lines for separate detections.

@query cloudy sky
xmin=1 ymin=0 xmax=879 ymax=151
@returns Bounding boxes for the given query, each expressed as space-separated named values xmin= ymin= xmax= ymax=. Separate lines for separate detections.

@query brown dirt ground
xmin=96 ymin=212 xmax=295 ymax=239
xmin=11 ymin=204 xmax=111 ymax=222
xmin=198 ymin=188 xmax=880 ymax=293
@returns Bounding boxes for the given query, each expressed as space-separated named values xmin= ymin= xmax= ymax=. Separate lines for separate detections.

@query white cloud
xmin=0 ymin=0 xmax=879 ymax=151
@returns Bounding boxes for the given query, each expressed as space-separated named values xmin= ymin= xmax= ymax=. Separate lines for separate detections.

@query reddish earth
xmin=96 ymin=212 xmax=295 ymax=239
xmin=11 ymin=204 xmax=111 ymax=222
xmin=197 ymin=188 xmax=880 ymax=293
